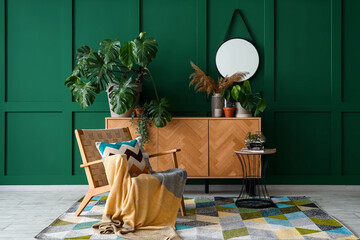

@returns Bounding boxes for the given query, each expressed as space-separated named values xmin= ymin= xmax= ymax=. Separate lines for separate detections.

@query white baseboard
xmin=1 ymin=185 xmax=360 ymax=192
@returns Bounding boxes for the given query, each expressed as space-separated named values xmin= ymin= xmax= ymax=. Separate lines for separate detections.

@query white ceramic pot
xmin=235 ymin=102 xmax=252 ymax=117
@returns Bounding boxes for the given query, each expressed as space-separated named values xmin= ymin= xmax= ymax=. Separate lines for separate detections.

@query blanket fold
xmin=93 ymin=154 xmax=187 ymax=240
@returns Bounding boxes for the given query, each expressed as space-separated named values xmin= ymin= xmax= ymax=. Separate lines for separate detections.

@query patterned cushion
xmin=95 ymin=139 xmax=151 ymax=177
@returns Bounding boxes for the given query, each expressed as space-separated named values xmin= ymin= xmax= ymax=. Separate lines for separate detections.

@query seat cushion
xmin=95 ymin=139 xmax=151 ymax=177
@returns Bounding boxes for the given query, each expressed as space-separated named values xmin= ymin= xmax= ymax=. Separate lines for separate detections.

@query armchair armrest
xmin=149 ymin=149 xmax=181 ymax=158
xmin=80 ymin=159 xmax=103 ymax=168
xmin=149 ymin=149 xmax=181 ymax=168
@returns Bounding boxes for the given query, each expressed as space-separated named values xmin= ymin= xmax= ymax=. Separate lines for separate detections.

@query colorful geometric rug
xmin=35 ymin=193 xmax=358 ymax=239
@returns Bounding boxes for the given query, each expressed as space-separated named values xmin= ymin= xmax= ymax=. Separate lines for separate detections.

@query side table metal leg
xmin=205 ymin=179 xmax=209 ymax=193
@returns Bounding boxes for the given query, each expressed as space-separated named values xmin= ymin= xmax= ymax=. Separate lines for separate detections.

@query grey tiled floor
xmin=0 ymin=187 xmax=360 ymax=239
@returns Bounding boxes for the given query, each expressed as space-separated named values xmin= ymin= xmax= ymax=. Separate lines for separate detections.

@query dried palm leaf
xmin=189 ymin=61 xmax=248 ymax=95
xmin=189 ymin=62 xmax=217 ymax=96
xmin=218 ymin=72 xmax=248 ymax=92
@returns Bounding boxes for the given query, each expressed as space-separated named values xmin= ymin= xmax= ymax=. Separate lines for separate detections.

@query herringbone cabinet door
xmin=158 ymin=119 xmax=208 ymax=176
xmin=209 ymin=119 xmax=260 ymax=177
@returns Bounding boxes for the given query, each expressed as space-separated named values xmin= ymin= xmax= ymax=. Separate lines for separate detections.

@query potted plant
xmin=65 ymin=32 xmax=171 ymax=128
xmin=189 ymin=62 xmax=247 ymax=117
xmin=223 ymin=80 xmax=266 ymax=117
xmin=130 ymin=103 xmax=152 ymax=144
xmin=244 ymin=131 xmax=266 ymax=150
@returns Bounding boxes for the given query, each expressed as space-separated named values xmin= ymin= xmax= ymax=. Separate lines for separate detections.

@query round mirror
xmin=215 ymin=38 xmax=259 ymax=81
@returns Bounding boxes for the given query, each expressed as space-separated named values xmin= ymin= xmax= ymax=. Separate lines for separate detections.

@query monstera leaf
xmin=109 ymin=77 xmax=138 ymax=114
xmin=134 ymin=33 xmax=158 ymax=67
xmin=87 ymin=52 xmax=116 ymax=92
xmin=119 ymin=41 xmax=136 ymax=69
xmin=65 ymin=76 xmax=96 ymax=109
xmin=98 ymin=39 xmax=120 ymax=64
xmin=148 ymin=97 xmax=172 ymax=128
xmin=71 ymin=46 xmax=94 ymax=78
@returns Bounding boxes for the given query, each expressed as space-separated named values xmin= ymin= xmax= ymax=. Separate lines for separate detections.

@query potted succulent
xmin=244 ymin=131 xmax=266 ymax=150
xmin=189 ymin=62 xmax=247 ymax=117
xmin=223 ymin=80 xmax=266 ymax=117
xmin=65 ymin=32 xmax=171 ymax=128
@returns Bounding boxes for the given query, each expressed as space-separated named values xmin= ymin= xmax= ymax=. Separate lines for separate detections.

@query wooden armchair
xmin=74 ymin=127 xmax=186 ymax=217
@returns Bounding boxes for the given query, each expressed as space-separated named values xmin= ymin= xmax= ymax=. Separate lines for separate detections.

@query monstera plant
xmin=65 ymin=32 xmax=171 ymax=127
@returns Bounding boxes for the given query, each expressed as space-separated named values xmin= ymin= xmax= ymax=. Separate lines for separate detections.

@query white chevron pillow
xmin=95 ymin=139 xmax=150 ymax=177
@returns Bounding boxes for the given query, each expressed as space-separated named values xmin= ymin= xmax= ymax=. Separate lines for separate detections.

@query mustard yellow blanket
xmin=92 ymin=154 xmax=186 ymax=240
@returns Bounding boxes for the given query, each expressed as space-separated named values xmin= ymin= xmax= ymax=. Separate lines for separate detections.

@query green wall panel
xmin=342 ymin=0 xmax=360 ymax=103
xmin=6 ymin=0 xmax=68 ymax=102
xmin=74 ymin=0 xmax=139 ymax=104
xmin=72 ymin=112 xmax=109 ymax=176
xmin=141 ymin=0 xmax=207 ymax=115
xmin=274 ymin=0 xmax=331 ymax=104
xmin=6 ymin=112 xmax=67 ymax=176
xmin=342 ymin=113 xmax=360 ymax=176
xmin=273 ymin=112 xmax=331 ymax=176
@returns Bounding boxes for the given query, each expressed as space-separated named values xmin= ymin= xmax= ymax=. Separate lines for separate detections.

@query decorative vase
xmin=235 ymin=102 xmax=252 ymax=118
xmin=107 ymin=82 xmax=142 ymax=117
xmin=211 ymin=93 xmax=224 ymax=117
xmin=223 ymin=107 xmax=235 ymax=117
xmin=244 ymin=131 xmax=266 ymax=150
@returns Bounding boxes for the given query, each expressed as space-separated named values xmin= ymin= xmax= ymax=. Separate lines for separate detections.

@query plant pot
xmin=235 ymin=102 xmax=252 ymax=118
xmin=107 ymin=82 xmax=142 ymax=117
xmin=135 ymin=107 xmax=145 ymax=117
xmin=211 ymin=93 xmax=224 ymax=117
xmin=223 ymin=107 xmax=235 ymax=117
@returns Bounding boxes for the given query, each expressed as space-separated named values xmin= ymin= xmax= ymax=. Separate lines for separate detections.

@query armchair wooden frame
xmin=74 ymin=128 xmax=186 ymax=217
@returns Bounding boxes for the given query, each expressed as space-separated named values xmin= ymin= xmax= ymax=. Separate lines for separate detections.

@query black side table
xmin=234 ymin=149 xmax=276 ymax=208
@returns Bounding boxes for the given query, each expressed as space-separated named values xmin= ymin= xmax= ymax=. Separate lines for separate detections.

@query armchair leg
xmin=180 ymin=196 xmax=186 ymax=216
xmin=75 ymin=192 xmax=93 ymax=217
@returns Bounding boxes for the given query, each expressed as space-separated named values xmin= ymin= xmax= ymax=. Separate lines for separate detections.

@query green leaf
xmin=65 ymin=76 xmax=96 ymax=109
xmin=119 ymin=41 xmax=136 ymax=69
xmin=222 ymin=89 xmax=230 ymax=101
xmin=134 ymin=36 xmax=158 ymax=67
xmin=242 ymin=80 xmax=252 ymax=93
xmin=139 ymin=32 xmax=146 ymax=39
xmin=148 ymin=97 xmax=172 ymax=128
xmin=98 ymin=39 xmax=120 ymax=64
xmin=231 ymin=85 xmax=241 ymax=101
xmin=240 ymin=94 xmax=254 ymax=111
xmin=256 ymin=98 xmax=267 ymax=112
xmin=71 ymin=46 xmax=94 ymax=77
xmin=87 ymin=52 xmax=115 ymax=92
xmin=109 ymin=77 xmax=138 ymax=114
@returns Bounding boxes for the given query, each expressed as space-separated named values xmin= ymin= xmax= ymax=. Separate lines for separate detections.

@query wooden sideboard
xmin=106 ymin=117 xmax=261 ymax=179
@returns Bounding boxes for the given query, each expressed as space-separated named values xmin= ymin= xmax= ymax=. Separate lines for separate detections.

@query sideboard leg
xmin=205 ymin=179 xmax=209 ymax=193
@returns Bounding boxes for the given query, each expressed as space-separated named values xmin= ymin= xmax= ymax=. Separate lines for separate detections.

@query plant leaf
xmin=148 ymin=97 xmax=172 ymax=128
xmin=134 ymin=35 xmax=158 ymax=67
xmin=65 ymin=76 xmax=96 ymax=109
xmin=242 ymin=80 xmax=252 ymax=93
xmin=98 ymin=39 xmax=120 ymax=64
xmin=109 ymin=77 xmax=137 ymax=114
xmin=119 ymin=41 xmax=136 ymax=69
xmin=222 ymin=89 xmax=230 ymax=101
xmin=256 ymin=98 xmax=267 ymax=112
xmin=71 ymin=46 xmax=94 ymax=77
xmin=87 ymin=52 xmax=115 ymax=92
xmin=231 ymin=85 xmax=241 ymax=101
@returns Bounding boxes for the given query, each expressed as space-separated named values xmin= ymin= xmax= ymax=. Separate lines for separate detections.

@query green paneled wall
xmin=1 ymin=0 xmax=360 ymax=185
